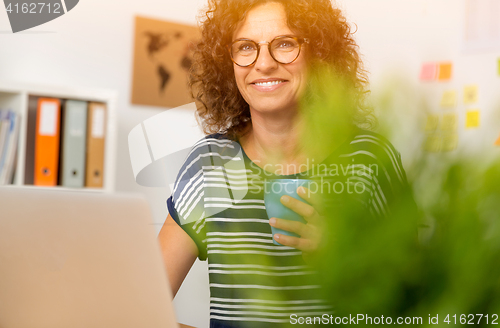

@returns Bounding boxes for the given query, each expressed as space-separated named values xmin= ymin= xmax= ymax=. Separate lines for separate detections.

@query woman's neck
xmin=239 ymin=109 xmax=308 ymax=175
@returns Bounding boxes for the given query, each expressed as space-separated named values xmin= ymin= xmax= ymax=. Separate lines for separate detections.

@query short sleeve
xmin=347 ymin=131 xmax=415 ymax=219
xmin=166 ymin=134 xmax=246 ymax=261
xmin=167 ymin=139 xmax=208 ymax=261
xmin=167 ymin=195 xmax=207 ymax=260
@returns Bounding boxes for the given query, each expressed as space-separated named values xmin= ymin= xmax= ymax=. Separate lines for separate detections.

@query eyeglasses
xmin=229 ymin=35 xmax=309 ymax=67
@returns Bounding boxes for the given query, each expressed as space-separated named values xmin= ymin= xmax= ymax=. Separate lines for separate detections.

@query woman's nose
xmin=254 ymin=45 xmax=279 ymax=72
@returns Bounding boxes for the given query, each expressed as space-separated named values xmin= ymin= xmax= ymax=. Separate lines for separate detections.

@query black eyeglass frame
xmin=228 ymin=35 xmax=309 ymax=67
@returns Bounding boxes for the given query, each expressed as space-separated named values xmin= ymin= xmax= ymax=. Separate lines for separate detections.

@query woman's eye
xmin=238 ymin=43 xmax=256 ymax=52
xmin=274 ymin=40 xmax=297 ymax=50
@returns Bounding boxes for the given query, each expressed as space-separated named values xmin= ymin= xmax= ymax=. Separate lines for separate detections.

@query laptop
xmin=0 ymin=186 xmax=178 ymax=328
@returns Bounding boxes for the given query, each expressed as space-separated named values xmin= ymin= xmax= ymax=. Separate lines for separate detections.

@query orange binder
xmin=85 ymin=102 xmax=106 ymax=188
xmin=34 ymin=98 xmax=61 ymax=186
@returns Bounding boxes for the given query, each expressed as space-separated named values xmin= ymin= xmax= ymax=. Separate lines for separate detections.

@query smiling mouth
xmin=253 ymin=80 xmax=286 ymax=86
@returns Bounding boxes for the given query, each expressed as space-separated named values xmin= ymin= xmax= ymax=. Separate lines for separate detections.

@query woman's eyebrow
xmin=232 ymin=37 xmax=256 ymax=41
xmin=232 ymin=34 xmax=298 ymax=42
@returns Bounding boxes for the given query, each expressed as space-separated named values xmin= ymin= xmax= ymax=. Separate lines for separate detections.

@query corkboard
xmin=131 ymin=16 xmax=200 ymax=108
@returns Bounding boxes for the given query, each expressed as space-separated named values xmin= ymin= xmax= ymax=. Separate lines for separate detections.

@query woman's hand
xmin=268 ymin=186 xmax=325 ymax=261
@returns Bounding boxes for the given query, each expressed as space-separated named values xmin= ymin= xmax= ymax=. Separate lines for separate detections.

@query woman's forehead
xmin=232 ymin=2 xmax=293 ymax=41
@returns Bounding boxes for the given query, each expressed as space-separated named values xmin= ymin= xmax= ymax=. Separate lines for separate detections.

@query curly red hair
xmin=189 ymin=0 xmax=374 ymax=139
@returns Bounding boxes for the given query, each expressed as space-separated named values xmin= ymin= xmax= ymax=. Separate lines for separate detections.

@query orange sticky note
xmin=420 ymin=63 xmax=437 ymax=81
xmin=438 ymin=62 xmax=453 ymax=81
xmin=466 ymin=110 xmax=480 ymax=128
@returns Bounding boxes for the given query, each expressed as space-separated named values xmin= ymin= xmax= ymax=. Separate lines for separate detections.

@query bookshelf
xmin=0 ymin=81 xmax=117 ymax=192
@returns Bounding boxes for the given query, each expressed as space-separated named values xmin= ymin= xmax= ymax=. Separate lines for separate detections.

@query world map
xmin=144 ymin=30 xmax=194 ymax=94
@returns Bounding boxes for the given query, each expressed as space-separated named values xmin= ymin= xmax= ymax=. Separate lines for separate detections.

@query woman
xmin=159 ymin=0 xmax=409 ymax=326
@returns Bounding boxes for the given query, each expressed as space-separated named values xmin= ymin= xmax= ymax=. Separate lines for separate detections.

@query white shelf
xmin=0 ymin=81 xmax=117 ymax=193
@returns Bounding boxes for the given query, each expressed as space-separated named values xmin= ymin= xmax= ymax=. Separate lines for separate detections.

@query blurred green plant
xmin=317 ymin=158 xmax=500 ymax=324
xmin=299 ymin=64 xmax=500 ymax=326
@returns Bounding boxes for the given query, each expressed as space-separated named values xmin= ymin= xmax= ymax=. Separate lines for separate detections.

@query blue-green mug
xmin=264 ymin=179 xmax=312 ymax=246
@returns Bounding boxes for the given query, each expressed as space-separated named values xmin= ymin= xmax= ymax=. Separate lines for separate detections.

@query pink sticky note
xmin=420 ymin=63 xmax=437 ymax=81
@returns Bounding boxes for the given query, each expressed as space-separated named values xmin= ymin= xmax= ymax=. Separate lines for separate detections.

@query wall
xmin=0 ymin=1 xmax=210 ymax=327
xmin=1 ymin=0 xmax=499 ymax=327
xmin=341 ymin=0 xmax=500 ymax=162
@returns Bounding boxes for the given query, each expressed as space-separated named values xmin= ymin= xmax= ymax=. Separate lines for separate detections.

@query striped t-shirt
xmin=167 ymin=128 xmax=409 ymax=327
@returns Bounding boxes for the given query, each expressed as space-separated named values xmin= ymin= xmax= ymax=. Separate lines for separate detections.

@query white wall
xmin=1 ymin=0 xmax=499 ymax=327
xmin=340 ymin=0 xmax=500 ymax=163
xmin=0 ymin=1 xmax=210 ymax=327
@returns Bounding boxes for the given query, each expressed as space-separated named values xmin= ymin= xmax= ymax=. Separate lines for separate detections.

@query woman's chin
xmin=250 ymin=104 xmax=298 ymax=118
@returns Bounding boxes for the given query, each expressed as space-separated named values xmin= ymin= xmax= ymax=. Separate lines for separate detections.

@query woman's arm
xmin=158 ymin=214 xmax=198 ymax=297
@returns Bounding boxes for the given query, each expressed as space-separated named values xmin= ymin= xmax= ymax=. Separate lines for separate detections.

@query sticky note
xmin=442 ymin=133 xmax=458 ymax=152
xmin=440 ymin=90 xmax=457 ymax=108
xmin=438 ymin=62 xmax=453 ymax=81
xmin=464 ymin=85 xmax=478 ymax=104
xmin=425 ymin=114 xmax=439 ymax=131
xmin=466 ymin=110 xmax=480 ymax=128
xmin=420 ymin=63 xmax=437 ymax=81
xmin=441 ymin=113 xmax=458 ymax=131
xmin=424 ymin=133 xmax=441 ymax=152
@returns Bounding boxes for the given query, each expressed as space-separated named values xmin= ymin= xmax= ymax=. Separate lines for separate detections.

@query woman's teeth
xmin=254 ymin=81 xmax=283 ymax=86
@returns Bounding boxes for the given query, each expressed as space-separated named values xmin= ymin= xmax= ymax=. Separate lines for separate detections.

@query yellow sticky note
xmin=466 ymin=110 xmax=480 ymax=128
xmin=424 ymin=133 xmax=441 ymax=152
xmin=464 ymin=85 xmax=478 ymax=104
xmin=440 ymin=90 xmax=457 ymax=108
xmin=425 ymin=114 xmax=439 ymax=131
xmin=438 ymin=62 xmax=453 ymax=81
xmin=441 ymin=113 xmax=458 ymax=131
xmin=442 ymin=133 xmax=458 ymax=152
